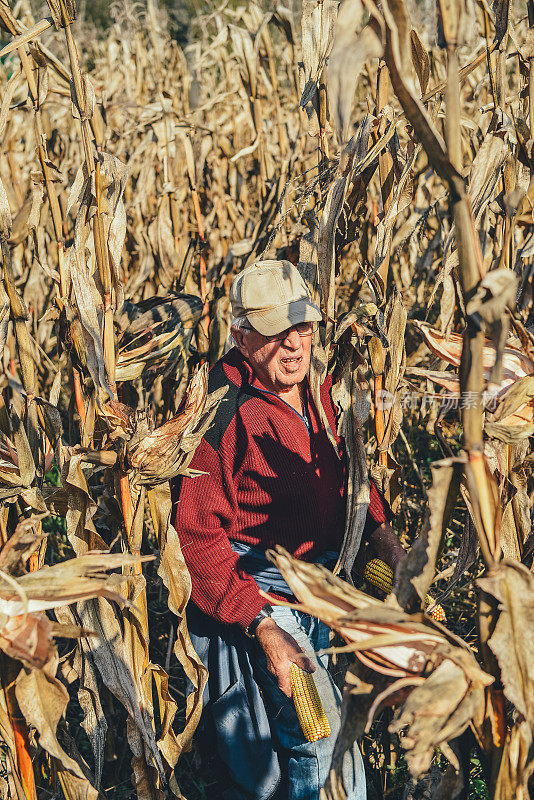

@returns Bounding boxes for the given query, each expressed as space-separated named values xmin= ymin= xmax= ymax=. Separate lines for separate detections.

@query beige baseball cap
xmin=230 ymin=260 xmax=322 ymax=336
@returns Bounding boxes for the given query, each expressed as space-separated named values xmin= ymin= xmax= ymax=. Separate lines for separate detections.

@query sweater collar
xmin=222 ymin=347 xmax=255 ymax=388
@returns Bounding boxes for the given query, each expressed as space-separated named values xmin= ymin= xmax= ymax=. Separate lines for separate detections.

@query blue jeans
xmin=253 ymin=605 xmax=367 ymax=800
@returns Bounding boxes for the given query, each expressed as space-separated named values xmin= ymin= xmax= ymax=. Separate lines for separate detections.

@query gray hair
xmin=226 ymin=316 xmax=251 ymax=351
xmin=230 ymin=316 xmax=250 ymax=332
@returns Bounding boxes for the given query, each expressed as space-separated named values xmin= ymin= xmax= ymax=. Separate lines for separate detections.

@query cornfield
xmin=0 ymin=0 xmax=533 ymax=797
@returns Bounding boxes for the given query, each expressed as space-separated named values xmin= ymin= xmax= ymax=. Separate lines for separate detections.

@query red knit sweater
xmin=172 ymin=348 xmax=388 ymax=629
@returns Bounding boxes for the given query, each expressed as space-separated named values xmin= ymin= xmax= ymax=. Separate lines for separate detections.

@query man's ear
xmin=231 ymin=327 xmax=247 ymax=353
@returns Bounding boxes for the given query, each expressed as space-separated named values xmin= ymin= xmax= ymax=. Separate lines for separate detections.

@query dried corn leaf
xmin=332 ymin=321 xmax=371 ymax=576
xmin=0 ymin=612 xmax=54 ymax=668
xmin=0 ymin=175 xmax=13 ymax=241
xmin=382 ymin=0 xmax=454 ymax=184
xmin=468 ymin=111 xmax=514 ymax=223
xmin=389 ymin=653 xmax=492 ymax=776
xmin=464 ymin=452 xmax=501 ymax=560
xmin=45 ymin=0 xmax=76 ymax=28
xmin=229 ymin=25 xmax=257 ymax=99
xmin=151 ymin=484 xmax=208 ymax=760
xmin=327 ymin=0 xmax=383 ymax=141
xmin=492 ymin=0 xmax=510 ymax=43
xmin=321 ymin=664 xmax=391 ymax=800
xmin=373 ymin=142 xmax=420 ymax=291
xmin=0 ymin=282 xmax=9 ymax=355
xmin=300 ymin=0 xmax=338 ymax=106
xmin=121 ymin=568 xmax=168 ymax=800
xmin=0 ymin=513 xmax=47 ymax=576
xmin=267 ymin=546 xmax=449 ymax=678
xmin=410 ymin=29 xmax=429 ymax=95
xmin=129 ymin=365 xmax=227 ymax=484
xmin=382 ymin=293 xmax=407 ymax=447
xmin=16 ymin=667 xmax=89 ymax=780
xmin=62 ymin=452 xmax=107 ymax=554
xmin=56 ymin=769 xmax=98 ymax=800
xmin=10 ymin=409 xmax=35 ymax=487
xmin=75 ymin=595 xmax=168 ymax=796
xmin=67 ymin=241 xmax=112 ymax=399
xmin=318 ymin=177 xmax=347 ymax=331
xmin=54 ymin=605 xmax=107 ymax=788
xmin=494 ymin=721 xmax=534 ymax=800
xmin=396 ymin=458 xmax=463 ymax=610
xmin=484 ymin=422 xmax=534 ymax=442
xmin=491 ymin=376 xmax=534 ymax=422
xmin=0 ymin=552 xmax=152 ymax=616
xmin=478 ymin=560 xmax=534 ymax=730
xmin=465 ymin=269 xmax=518 ymax=386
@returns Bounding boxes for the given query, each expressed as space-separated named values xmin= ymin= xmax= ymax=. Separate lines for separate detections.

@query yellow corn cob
xmin=290 ymin=663 xmax=331 ymax=742
xmin=364 ymin=558 xmax=446 ymax=622
xmin=364 ymin=558 xmax=394 ymax=593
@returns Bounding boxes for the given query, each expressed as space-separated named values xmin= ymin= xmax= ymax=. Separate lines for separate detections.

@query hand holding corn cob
xmin=255 ymin=617 xmax=315 ymax=697
xmin=254 ymin=617 xmax=330 ymax=741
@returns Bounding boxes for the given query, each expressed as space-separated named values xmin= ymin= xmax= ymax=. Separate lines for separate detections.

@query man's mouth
xmin=281 ymin=356 xmax=302 ymax=370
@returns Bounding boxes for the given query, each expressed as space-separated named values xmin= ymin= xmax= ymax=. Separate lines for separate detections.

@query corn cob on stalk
xmin=290 ymin=663 xmax=331 ymax=742
xmin=424 ymin=598 xmax=446 ymax=623
xmin=364 ymin=558 xmax=446 ymax=622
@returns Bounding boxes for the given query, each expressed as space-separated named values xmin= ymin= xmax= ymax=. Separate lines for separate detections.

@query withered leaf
xmin=11 ymin=408 xmax=35 ymax=487
xmin=410 ymin=28 xmax=430 ymax=95
xmin=0 ymin=552 xmax=152 ymax=616
xmin=0 ymin=513 xmax=47 ymax=576
xmin=152 ymin=484 xmax=208 ymax=758
xmin=396 ymin=458 xmax=463 ymax=610
xmin=327 ymin=0 xmax=383 ymax=142
xmin=492 ymin=376 xmax=534 ymax=423
xmin=465 ymin=268 xmax=518 ymax=385
xmin=478 ymin=561 xmax=534 ymax=730
xmin=0 ymin=175 xmax=13 ymax=241
xmin=389 ymin=652 xmax=492 ymax=776
xmin=494 ymin=721 xmax=534 ymax=800
xmin=300 ymin=0 xmax=338 ymax=106
xmin=16 ymin=668 xmax=88 ymax=780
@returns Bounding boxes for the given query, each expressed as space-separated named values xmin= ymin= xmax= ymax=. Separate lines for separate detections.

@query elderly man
xmin=172 ymin=260 xmax=405 ymax=800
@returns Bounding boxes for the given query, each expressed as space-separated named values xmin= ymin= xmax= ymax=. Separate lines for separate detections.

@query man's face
xmin=233 ymin=324 xmax=313 ymax=394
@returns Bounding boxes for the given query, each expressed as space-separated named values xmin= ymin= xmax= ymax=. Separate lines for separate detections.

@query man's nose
xmin=282 ymin=328 xmax=302 ymax=348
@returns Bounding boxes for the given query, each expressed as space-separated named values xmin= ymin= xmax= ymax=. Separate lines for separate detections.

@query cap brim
xmin=246 ymin=298 xmax=322 ymax=336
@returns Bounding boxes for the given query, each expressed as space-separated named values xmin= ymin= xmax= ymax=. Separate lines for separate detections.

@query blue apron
xmin=187 ymin=543 xmax=337 ymax=800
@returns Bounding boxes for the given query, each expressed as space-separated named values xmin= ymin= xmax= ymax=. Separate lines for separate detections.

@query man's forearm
xmin=368 ymin=522 xmax=406 ymax=570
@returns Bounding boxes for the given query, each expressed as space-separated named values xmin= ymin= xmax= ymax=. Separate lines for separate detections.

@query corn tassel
xmin=364 ymin=558 xmax=446 ymax=622
xmin=290 ymin=663 xmax=331 ymax=742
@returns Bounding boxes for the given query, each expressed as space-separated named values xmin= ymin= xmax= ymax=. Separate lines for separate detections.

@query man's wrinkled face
xmin=233 ymin=324 xmax=313 ymax=395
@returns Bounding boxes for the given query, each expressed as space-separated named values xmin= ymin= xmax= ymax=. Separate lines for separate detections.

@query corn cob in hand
xmin=290 ymin=663 xmax=331 ymax=742
xmin=364 ymin=558 xmax=446 ymax=622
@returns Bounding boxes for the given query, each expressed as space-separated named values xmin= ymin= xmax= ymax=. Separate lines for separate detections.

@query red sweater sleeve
xmin=173 ymin=439 xmax=266 ymax=629
xmin=361 ymin=478 xmax=393 ymax=539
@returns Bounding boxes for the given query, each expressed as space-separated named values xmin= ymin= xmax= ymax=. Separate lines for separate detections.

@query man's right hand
xmin=255 ymin=617 xmax=315 ymax=697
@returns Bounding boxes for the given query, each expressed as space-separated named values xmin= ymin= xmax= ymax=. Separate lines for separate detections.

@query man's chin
xmin=276 ymin=370 xmax=306 ymax=387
